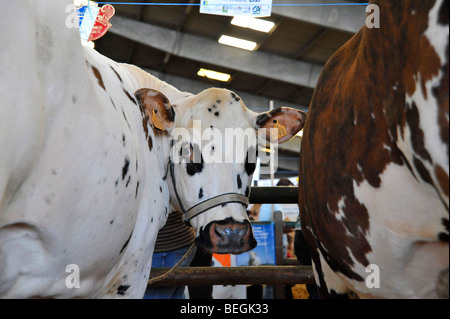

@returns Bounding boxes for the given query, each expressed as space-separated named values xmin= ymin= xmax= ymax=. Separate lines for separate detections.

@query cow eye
xmin=186 ymin=145 xmax=204 ymax=176
xmin=183 ymin=146 xmax=192 ymax=159
xmin=177 ymin=143 xmax=192 ymax=161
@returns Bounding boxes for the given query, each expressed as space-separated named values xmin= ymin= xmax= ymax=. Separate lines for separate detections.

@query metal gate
xmin=148 ymin=186 xmax=315 ymax=298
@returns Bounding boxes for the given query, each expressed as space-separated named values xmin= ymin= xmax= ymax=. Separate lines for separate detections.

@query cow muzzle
xmin=196 ymin=218 xmax=257 ymax=254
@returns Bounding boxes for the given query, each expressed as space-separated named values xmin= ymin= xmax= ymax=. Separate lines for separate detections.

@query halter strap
xmin=163 ymin=157 xmax=249 ymax=225
xmin=187 ymin=193 xmax=249 ymax=221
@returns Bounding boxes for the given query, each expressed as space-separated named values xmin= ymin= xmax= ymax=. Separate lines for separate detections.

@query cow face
xmin=135 ymin=88 xmax=306 ymax=254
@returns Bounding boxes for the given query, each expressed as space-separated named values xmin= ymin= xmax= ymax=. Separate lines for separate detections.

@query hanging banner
xmin=200 ymin=0 xmax=272 ymax=17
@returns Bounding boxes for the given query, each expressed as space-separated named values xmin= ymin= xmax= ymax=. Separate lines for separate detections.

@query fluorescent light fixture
xmin=197 ymin=68 xmax=231 ymax=82
xmin=231 ymin=17 xmax=275 ymax=33
xmin=218 ymin=35 xmax=257 ymax=51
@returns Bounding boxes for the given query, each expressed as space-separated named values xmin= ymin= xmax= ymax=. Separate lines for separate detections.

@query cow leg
xmin=304 ymin=226 xmax=355 ymax=299
xmin=312 ymin=251 xmax=356 ymax=299
xmin=436 ymin=267 xmax=449 ymax=299
xmin=0 ymin=223 xmax=58 ymax=298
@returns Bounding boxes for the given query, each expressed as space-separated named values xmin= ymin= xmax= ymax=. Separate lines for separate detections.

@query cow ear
xmin=255 ymin=107 xmax=306 ymax=144
xmin=134 ymin=88 xmax=175 ymax=131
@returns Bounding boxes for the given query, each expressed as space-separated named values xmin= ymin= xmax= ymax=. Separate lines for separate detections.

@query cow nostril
xmin=203 ymin=221 xmax=256 ymax=253
xmin=214 ymin=224 xmax=249 ymax=242
xmin=214 ymin=225 xmax=229 ymax=240
xmin=237 ymin=225 xmax=249 ymax=237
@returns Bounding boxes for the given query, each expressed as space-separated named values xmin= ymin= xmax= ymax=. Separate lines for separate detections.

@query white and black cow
xmin=0 ymin=1 xmax=305 ymax=298
xmin=299 ymin=0 xmax=449 ymax=298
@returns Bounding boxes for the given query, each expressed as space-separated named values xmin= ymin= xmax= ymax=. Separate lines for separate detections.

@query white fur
xmin=0 ymin=0 xmax=189 ymax=298
xmin=350 ymin=163 xmax=448 ymax=298
xmin=400 ymin=0 xmax=449 ymax=207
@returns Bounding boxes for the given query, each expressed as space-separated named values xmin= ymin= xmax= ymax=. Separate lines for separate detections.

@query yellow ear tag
xmin=271 ymin=120 xmax=287 ymax=140
xmin=152 ymin=110 xmax=165 ymax=131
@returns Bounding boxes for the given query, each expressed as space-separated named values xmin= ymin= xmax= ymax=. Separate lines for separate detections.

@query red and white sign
xmin=87 ymin=4 xmax=115 ymax=41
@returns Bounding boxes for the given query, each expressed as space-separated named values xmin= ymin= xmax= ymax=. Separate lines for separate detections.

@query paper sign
xmin=200 ymin=0 xmax=272 ymax=17
xmin=77 ymin=4 xmax=115 ymax=41
xmin=88 ymin=4 xmax=115 ymax=41
xmin=78 ymin=6 xmax=99 ymax=41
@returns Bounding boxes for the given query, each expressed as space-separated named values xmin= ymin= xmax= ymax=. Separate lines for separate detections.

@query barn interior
xmin=93 ymin=0 xmax=368 ymax=180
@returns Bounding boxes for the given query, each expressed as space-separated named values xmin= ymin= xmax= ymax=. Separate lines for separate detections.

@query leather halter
xmin=163 ymin=157 xmax=249 ymax=225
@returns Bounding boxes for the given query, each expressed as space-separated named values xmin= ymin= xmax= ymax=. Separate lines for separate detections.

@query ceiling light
xmin=231 ymin=17 xmax=275 ymax=33
xmin=218 ymin=35 xmax=257 ymax=51
xmin=197 ymin=68 xmax=231 ymax=82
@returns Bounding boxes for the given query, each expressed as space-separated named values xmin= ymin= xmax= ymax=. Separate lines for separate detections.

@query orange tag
xmin=152 ymin=110 xmax=165 ymax=131
xmin=271 ymin=121 xmax=287 ymax=140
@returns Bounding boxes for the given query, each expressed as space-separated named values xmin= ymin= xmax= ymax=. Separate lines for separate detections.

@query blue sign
xmin=236 ymin=222 xmax=275 ymax=266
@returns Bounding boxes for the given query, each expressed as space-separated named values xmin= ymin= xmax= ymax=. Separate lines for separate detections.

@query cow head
xmin=135 ymin=88 xmax=306 ymax=254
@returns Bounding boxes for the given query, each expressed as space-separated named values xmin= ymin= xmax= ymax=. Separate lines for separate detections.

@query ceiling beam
xmin=271 ymin=0 xmax=366 ymax=34
xmin=294 ymin=28 xmax=329 ymax=59
xmin=144 ymin=68 xmax=309 ymax=113
xmin=110 ymin=16 xmax=323 ymax=89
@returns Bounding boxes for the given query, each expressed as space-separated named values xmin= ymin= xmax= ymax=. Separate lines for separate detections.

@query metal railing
xmin=148 ymin=186 xmax=314 ymax=297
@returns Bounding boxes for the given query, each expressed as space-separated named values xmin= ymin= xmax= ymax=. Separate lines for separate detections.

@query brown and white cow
xmin=299 ymin=0 xmax=449 ymax=298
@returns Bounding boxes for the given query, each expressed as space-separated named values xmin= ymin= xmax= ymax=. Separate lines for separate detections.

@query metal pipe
xmin=147 ymin=187 xmax=305 ymax=289
xmin=148 ymin=266 xmax=314 ymax=287
xmin=249 ymin=186 xmax=298 ymax=204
